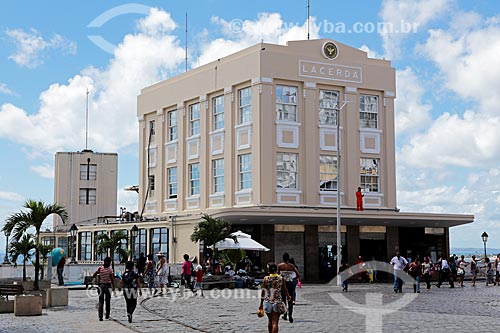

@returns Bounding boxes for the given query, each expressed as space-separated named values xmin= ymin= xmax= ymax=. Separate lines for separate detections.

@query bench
xmin=0 ymin=284 xmax=25 ymax=300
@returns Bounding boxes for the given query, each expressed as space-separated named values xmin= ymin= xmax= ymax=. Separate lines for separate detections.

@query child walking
xmin=194 ymin=264 xmax=204 ymax=296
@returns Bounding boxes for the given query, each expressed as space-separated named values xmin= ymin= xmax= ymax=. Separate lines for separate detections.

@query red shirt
xmin=182 ymin=261 xmax=192 ymax=275
xmin=356 ymin=191 xmax=363 ymax=202
xmin=196 ymin=269 xmax=203 ymax=282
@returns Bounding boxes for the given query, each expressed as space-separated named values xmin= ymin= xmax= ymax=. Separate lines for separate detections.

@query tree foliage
xmin=9 ymin=234 xmax=36 ymax=281
xmin=190 ymin=214 xmax=235 ymax=248
xmin=2 ymin=200 xmax=68 ymax=290
xmin=95 ymin=230 xmax=129 ymax=270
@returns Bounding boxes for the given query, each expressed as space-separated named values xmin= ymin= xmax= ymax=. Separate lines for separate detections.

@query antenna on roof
xmin=307 ymin=0 xmax=310 ymax=40
xmin=85 ymin=88 xmax=89 ymax=150
xmin=185 ymin=12 xmax=188 ymax=72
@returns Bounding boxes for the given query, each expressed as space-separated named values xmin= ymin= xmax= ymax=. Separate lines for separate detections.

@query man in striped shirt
xmin=93 ymin=257 xmax=116 ymax=321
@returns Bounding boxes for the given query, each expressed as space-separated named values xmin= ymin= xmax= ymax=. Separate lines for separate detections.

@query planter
xmin=14 ymin=294 xmax=43 ymax=316
xmin=48 ymin=288 xmax=68 ymax=307
xmin=0 ymin=300 xmax=14 ymax=313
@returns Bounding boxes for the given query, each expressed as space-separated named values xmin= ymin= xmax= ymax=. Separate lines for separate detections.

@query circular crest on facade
xmin=322 ymin=41 xmax=339 ymax=60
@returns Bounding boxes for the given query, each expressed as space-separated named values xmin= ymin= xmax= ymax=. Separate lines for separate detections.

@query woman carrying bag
xmin=259 ymin=262 xmax=291 ymax=333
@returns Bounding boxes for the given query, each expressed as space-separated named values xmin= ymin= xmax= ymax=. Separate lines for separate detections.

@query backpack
xmin=122 ymin=271 xmax=136 ymax=288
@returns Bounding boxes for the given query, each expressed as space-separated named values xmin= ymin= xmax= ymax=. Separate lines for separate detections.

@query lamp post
xmin=69 ymin=224 xmax=78 ymax=264
xmin=2 ymin=230 xmax=11 ymax=265
xmin=335 ymin=99 xmax=349 ymax=287
xmin=130 ymin=224 xmax=139 ymax=261
xmin=481 ymin=231 xmax=489 ymax=260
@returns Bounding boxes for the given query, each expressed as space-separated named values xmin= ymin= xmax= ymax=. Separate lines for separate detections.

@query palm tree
xmin=95 ymin=231 xmax=129 ymax=271
xmin=9 ymin=234 xmax=36 ymax=281
xmin=190 ymin=214 xmax=235 ymax=263
xmin=3 ymin=200 xmax=68 ymax=290
xmin=38 ymin=243 xmax=54 ymax=280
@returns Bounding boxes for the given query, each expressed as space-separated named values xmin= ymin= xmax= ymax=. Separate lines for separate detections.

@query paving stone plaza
xmin=2 ymin=281 xmax=500 ymax=333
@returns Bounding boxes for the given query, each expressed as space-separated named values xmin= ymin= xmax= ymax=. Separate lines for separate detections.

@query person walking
xmin=93 ymin=257 xmax=116 ymax=321
xmin=136 ymin=252 xmax=147 ymax=276
xmin=259 ymin=262 xmax=291 ymax=333
xmin=289 ymin=258 xmax=300 ymax=305
xmin=143 ymin=254 xmax=157 ymax=295
xmin=278 ymin=253 xmax=300 ymax=323
xmin=339 ymin=260 xmax=351 ymax=292
xmin=470 ymin=255 xmax=478 ymax=287
xmin=194 ymin=264 xmax=204 ymax=296
xmin=156 ymin=252 xmax=168 ymax=295
xmin=356 ymin=187 xmax=364 ymax=211
xmin=436 ymin=256 xmax=454 ymax=288
xmin=457 ymin=255 xmax=468 ymax=287
xmin=57 ymin=255 xmax=66 ymax=286
xmin=494 ymin=253 xmax=500 ymax=285
xmin=408 ymin=258 xmax=422 ymax=293
xmin=121 ymin=261 xmax=142 ymax=323
xmin=181 ymin=253 xmax=195 ymax=293
xmin=486 ymin=261 xmax=497 ymax=286
xmin=421 ymin=256 xmax=432 ymax=290
xmin=390 ymin=251 xmax=408 ymax=293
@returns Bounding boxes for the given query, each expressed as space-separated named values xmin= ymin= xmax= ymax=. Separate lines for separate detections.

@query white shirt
xmin=441 ymin=259 xmax=449 ymax=270
xmin=390 ymin=256 xmax=408 ymax=270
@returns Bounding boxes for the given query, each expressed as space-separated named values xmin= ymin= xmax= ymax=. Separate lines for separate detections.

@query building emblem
xmin=322 ymin=41 xmax=338 ymax=60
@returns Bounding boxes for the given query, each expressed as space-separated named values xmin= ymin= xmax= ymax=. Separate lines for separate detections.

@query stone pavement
xmin=2 ymin=281 xmax=500 ymax=332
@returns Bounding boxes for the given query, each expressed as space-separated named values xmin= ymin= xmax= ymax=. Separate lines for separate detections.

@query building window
xmin=213 ymin=95 xmax=224 ymax=130
xmin=78 ymin=231 xmax=92 ymax=261
xmin=150 ymin=227 xmax=168 ymax=260
xmin=41 ymin=236 xmax=55 ymax=246
xmin=80 ymin=163 xmax=97 ymax=180
xmin=167 ymin=167 xmax=177 ymax=199
xmin=147 ymin=147 xmax=157 ymax=168
xmin=94 ymin=230 xmax=107 ymax=261
xmin=57 ymin=237 xmax=68 ymax=254
xmin=320 ymin=155 xmax=338 ymax=191
xmin=148 ymin=175 xmax=155 ymax=196
xmin=189 ymin=163 xmax=200 ymax=195
xmin=167 ymin=110 xmax=178 ymax=141
xmin=238 ymin=87 xmax=252 ymax=124
xmin=360 ymin=158 xmax=380 ymax=192
xmin=189 ymin=103 xmax=200 ymax=136
xmin=239 ymin=154 xmax=252 ymax=190
xmin=360 ymin=95 xmax=379 ymax=129
xmin=213 ymin=159 xmax=224 ymax=193
xmin=319 ymin=90 xmax=339 ymax=125
xmin=276 ymin=85 xmax=298 ymax=122
xmin=79 ymin=188 xmax=96 ymax=205
xmin=277 ymin=153 xmax=298 ymax=189
xmin=134 ymin=228 xmax=147 ymax=258
xmin=149 ymin=120 xmax=156 ymax=136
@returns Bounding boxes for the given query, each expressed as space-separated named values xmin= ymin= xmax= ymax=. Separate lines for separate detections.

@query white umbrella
xmin=215 ymin=231 xmax=270 ymax=251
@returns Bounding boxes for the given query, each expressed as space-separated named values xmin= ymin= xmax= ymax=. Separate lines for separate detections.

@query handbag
xmin=277 ymin=302 xmax=287 ymax=315
xmin=457 ymin=268 xmax=464 ymax=276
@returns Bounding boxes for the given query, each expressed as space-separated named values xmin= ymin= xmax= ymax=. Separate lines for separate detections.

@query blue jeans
xmin=393 ymin=270 xmax=403 ymax=292
xmin=413 ymin=276 xmax=420 ymax=293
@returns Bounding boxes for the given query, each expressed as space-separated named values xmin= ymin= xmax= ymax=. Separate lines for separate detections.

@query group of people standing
xmin=92 ymin=251 xmax=204 ymax=324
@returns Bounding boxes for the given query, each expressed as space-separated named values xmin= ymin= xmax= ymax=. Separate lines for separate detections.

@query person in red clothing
xmin=194 ymin=264 xmax=204 ymax=296
xmin=356 ymin=187 xmax=364 ymax=211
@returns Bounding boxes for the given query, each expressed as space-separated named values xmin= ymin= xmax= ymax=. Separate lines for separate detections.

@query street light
xmin=2 ymin=230 xmax=11 ymax=265
xmin=130 ymin=224 xmax=139 ymax=261
xmin=482 ymin=231 xmax=489 ymax=260
xmin=69 ymin=224 xmax=78 ymax=264
xmin=335 ymin=99 xmax=349 ymax=287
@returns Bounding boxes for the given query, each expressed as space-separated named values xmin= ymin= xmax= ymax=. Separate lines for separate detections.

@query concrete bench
xmin=0 ymin=284 xmax=25 ymax=300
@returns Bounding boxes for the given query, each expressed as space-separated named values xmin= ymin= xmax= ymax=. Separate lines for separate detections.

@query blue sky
xmin=0 ymin=0 xmax=499 ymax=252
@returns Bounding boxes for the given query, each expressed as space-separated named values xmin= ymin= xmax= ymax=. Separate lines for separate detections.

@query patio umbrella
xmin=215 ymin=231 xmax=270 ymax=251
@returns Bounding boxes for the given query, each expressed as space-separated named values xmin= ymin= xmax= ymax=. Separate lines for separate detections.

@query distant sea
xmin=451 ymin=248 xmax=500 ymax=256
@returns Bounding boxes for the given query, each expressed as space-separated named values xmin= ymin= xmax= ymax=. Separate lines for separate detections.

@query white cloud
xmin=395 ymin=67 xmax=432 ymax=134
xmin=0 ymin=83 xmax=14 ymax=96
xmin=197 ymin=13 xmax=319 ymax=66
xmin=0 ymin=191 xmax=24 ymax=202
xmin=31 ymin=163 xmax=54 ymax=179
xmin=5 ymin=28 xmax=77 ymax=68
xmin=117 ymin=187 xmax=139 ymax=214
xmin=379 ymin=0 xmax=451 ymax=58
xmin=358 ymin=45 xmax=381 ymax=59
xmin=0 ymin=8 xmax=185 ymax=154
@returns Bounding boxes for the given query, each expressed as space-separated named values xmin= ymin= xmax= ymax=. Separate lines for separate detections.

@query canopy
xmin=215 ymin=230 xmax=270 ymax=251
xmin=50 ymin=247 xmax=66 ymax=266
